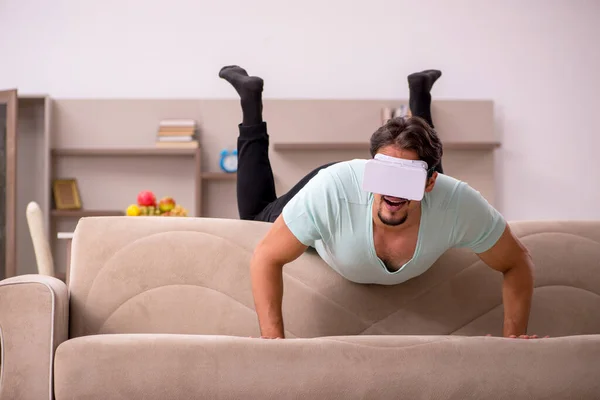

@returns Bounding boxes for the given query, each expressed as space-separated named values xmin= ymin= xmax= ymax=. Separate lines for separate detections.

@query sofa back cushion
xmin=68 ymin=217 xmax=600 ymax=339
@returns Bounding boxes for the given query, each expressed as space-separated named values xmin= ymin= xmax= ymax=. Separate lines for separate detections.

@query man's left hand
xmin=477 ymin=225 xmax=535 ymax=338
xmin=508 ymin=334 xmax=550 ymax=339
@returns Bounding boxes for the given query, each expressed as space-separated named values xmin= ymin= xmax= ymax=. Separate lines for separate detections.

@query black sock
xmin=407 ymin=69 xmax=442 ymax=128
xmin=219 ymin=65 xmax=264 ymax=126
xmin=408 ymin=69 xmax=444 ymax=174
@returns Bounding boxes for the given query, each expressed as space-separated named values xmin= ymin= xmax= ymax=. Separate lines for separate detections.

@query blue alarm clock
xmin=219 ymin=149 xmax=238 ymax=173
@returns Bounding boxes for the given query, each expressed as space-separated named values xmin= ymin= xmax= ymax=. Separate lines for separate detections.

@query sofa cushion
xmin=68 ymin=217 xmax=600 ymax=339
xmin=54 ymin=333 xmax=600 ymax=400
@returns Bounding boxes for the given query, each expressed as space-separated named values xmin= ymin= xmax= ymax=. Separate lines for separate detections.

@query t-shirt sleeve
xmin=452 ymin=182 xmax=507 ymax=253
xmin=281 ymin=168 xmax=340 ymax=248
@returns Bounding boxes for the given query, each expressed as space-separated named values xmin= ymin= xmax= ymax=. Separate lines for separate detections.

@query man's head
xmin=368 ymin=116 xmax=443 ymax=227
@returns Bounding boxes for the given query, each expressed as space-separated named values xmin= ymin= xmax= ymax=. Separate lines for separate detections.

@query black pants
xmin=236 ymin=122 xmax=338 ymax=222
xmin=237 ymin=103 xmax=440 ymax=223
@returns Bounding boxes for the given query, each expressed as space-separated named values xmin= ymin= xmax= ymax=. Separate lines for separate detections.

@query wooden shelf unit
xmin=37 ymin=97 xmax=499 ymax=283
xmin=2 ymin=93 xmax=52 ymax=277
xmin=52 ymin=147 xmax=199 ymax=157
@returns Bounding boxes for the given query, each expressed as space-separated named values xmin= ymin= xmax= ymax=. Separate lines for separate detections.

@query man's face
xmin=372 ymin=145 xmax=437 ymax=227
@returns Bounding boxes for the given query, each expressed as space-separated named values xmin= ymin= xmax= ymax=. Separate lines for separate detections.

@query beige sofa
xmin=1 ymin=216 xmax=599 ymax=400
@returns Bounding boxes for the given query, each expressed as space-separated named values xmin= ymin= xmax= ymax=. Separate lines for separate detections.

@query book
xmin=158 ymin=130 xmax=196 ymax=137
xmin=159 ymin=119 xmax=196 ymax=127
xmin=157 ymin=135 xmax=194 ymax=142
xmin=158 ymin=126 xmax=196 ymax=132
xmin=155 ymin=141 xmax=199 ymax=149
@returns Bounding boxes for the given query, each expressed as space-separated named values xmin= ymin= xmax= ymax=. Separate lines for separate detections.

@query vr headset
xmin=362 ymin=154 xmax=432 ymax=201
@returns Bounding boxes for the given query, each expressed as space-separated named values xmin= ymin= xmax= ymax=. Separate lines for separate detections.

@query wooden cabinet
xmin=0 ymin=92 xmax=51 ymax=278
xmin=0 ymin=90 xmax=18 ymax=279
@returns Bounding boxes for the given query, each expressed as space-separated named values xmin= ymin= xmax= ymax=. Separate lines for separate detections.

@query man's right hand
xmin=250 ymin=215 xmax=308 ymax=339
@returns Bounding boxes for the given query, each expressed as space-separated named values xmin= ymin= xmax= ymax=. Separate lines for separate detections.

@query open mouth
xmin=382 ymin=196 xmax=408 ymax=211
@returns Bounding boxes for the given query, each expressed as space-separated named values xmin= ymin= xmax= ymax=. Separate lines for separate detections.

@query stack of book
xmin=155 ymin=119 xmax=199 ymax=149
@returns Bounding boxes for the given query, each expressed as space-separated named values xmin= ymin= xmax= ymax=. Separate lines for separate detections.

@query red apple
xmin=137 ymin=190 xmax=156 ymax=207
xmin=159 ymin=197 xmax=175 ymax=212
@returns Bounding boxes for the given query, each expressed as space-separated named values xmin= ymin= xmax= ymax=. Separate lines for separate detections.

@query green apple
xmin=159 ymin=197 xmax=176 ymax=213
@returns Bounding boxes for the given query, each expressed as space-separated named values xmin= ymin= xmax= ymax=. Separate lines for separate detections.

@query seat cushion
xmin=54 ymin=333 xmax=600 ymax=400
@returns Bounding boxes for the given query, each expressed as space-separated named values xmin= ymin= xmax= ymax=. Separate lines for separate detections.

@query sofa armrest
xmin=0 ymin=274 xmax=69 ymax=400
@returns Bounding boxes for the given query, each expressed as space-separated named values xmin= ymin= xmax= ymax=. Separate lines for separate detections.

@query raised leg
xmin=407 ymin=69 xmax=444 ymax=173
xmin=219 ymin=66 xmax=276 ymax=220
xmin=220 ymin=65 xmax=339 ymax=223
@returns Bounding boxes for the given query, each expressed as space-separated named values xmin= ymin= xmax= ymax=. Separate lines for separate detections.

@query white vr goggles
xmin=362 ymin=154 xmax=432 ymax=201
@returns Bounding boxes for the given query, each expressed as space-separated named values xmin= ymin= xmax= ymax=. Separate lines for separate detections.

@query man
xmin=219 ymin=65 xmax=536 ymax=340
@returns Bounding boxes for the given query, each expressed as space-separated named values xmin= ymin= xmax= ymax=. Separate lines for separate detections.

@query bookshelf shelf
xmin=52 ymin=147 xmax=199 ymax=156
xmin=51 ymin=209 xmax=125 ymax=218
xmin=272 ymin=142 xmax=501 ymax=151
xmin=273 ymin=143 xmax=368 ymax=151
xmin=202 ymin=172 xmax=236 ymax=181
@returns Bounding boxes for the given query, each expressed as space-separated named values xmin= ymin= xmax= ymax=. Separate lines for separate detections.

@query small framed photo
xmin=52 ymin=179 xmax=82 ymax=210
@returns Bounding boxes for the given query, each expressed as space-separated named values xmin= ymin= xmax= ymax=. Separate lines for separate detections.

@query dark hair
xmin=369 ymin=116 xmax=443 ymax=176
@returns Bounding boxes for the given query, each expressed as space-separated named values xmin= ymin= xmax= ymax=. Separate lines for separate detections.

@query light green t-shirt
xmin=282 ymin=159 xmax=506 ymax=285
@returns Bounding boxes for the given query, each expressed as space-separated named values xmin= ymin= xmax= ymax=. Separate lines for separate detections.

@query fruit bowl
xmin=126 ymin=190 xmax=189 ymax=217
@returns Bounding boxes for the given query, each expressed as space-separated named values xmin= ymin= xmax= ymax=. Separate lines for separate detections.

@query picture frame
xmin=52 ymin=178 xmax=82 ymax=210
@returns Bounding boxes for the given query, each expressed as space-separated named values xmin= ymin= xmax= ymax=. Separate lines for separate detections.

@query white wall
xmin=1 ymin=0 xmax=599 ymax=221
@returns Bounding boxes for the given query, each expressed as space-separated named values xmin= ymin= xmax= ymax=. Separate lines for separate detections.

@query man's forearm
xmin=502 ymin=259 xmax=534 ymax=337
xmin=250 ymin=257 xmax=285 ymax=338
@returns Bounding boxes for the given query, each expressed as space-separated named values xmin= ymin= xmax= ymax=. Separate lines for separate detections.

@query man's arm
xmin=476 ymin=224 xmax=534 ymax=337
xmin=250 ymin=215 xmax=308 ymax=338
